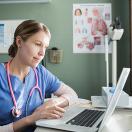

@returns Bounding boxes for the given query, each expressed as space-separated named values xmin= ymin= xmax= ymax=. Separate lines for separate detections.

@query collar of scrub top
xmin=6 ymin=60 xmax=43 ymax=118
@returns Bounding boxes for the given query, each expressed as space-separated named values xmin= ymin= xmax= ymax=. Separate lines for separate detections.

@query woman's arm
xmin=53 ymin=83 xmax=78 ymax=107
xmin=13 ymin=116 xmax=32 ymax=132
xmin=13 ymin=102 xmax=66 ymax=132
xmin=12 ymin=84 xmax=78 ymax=132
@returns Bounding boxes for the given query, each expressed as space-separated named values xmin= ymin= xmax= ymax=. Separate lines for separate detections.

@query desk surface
xmin=35 ymin=99 xmax=132 ymax=132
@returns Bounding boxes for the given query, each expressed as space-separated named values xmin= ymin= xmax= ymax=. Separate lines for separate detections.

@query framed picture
xmin=0 ymin=20 xmax=24 ymax=53
xmin=73 ymin=3 xmax=112 ymax=53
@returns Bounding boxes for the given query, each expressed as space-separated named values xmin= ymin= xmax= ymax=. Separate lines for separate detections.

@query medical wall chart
xmin=0 ymin=20 xmax=24 ymax=53
xmin=73 ymin=3 xmax=112 ymax=53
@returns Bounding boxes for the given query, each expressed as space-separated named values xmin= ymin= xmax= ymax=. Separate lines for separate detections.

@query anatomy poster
xmin=73 ymin=3 xmax=111 ymax=53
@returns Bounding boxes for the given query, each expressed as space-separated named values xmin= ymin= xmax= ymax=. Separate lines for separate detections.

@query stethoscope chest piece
xmin=6 ymin=60 xmax=43 ymax=118
xmin=12 ymin=107 xmax=22 ymax=118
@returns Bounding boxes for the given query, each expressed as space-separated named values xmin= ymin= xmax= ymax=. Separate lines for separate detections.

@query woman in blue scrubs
xmin=0 ymin=20 xmax=78 ymax=132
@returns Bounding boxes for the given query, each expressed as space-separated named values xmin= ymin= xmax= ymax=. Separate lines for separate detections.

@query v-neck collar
xmin=2 ymin=63 xmax=32 ymax=84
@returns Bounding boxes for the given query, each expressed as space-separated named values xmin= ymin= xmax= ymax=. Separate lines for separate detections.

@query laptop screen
xmin=98 ymin=68 xmax=130 ymax=132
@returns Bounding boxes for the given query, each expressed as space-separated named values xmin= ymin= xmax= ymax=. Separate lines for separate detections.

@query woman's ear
xmin=16 ymin=36 xmax=23 ymax=48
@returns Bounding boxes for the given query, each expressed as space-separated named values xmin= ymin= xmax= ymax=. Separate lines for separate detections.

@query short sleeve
xmin=37 ymin=65 xmax=62 ymax=96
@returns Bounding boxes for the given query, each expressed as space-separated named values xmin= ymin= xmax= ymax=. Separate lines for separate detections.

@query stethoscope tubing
xmin=6 ymin=61 xmax=17 ymax=108
xmin=29 ymin=68 xmax=43 ymax=99
xmin=6 ymin=60 xmax=43 ymax=117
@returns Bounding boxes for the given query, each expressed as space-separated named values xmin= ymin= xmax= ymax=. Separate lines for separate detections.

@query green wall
xmin=111 ymin=0 xmax=130 ymax=93
xmin=0 ymin=0 xmax=129 ymax=99
xmin=118 ymin=0 xmax=130 ymax=93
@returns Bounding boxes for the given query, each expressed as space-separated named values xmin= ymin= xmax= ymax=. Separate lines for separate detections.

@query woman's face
xmin=75 ymin=9 xmax=82 ymax=16
xmin=17 ymin=31 xmax=50 ymax=68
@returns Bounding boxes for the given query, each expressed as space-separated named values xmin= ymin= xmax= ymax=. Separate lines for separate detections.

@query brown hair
xmin=74 ymin=8 xmax=82 ymax=16
xmin=8 ymin=20 xmax=51 ymax=58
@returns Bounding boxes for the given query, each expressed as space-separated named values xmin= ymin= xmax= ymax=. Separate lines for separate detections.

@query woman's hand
xmin=13 ymin=99 xmax=66 ymax=131
xmin=28 ymin=98 xmax=66 ymax=123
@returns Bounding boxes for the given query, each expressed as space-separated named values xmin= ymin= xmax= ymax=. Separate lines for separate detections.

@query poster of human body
xmin=73 ymin=3 xmax=111 ymax=53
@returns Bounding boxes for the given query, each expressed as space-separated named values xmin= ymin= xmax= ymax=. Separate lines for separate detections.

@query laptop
xmin=36 ymin=68 xmax=130 ymax=132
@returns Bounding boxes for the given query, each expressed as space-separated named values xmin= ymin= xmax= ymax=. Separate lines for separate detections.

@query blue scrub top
xmin=0 ymin=63 xmax=61 ymax=131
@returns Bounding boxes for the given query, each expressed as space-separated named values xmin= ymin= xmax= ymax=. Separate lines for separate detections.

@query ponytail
xmin=8 ymin=43 xmax=18 ymax=58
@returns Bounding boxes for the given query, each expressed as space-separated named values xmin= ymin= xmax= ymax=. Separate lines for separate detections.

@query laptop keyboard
xmin=66 ymin=109 xmax=104 ymax=127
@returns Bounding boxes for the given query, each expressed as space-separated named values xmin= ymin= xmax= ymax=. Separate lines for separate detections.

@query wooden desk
xmin=35 ymin=99 xmax=132 ymax=132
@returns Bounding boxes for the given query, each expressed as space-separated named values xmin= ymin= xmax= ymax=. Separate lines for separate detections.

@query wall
xmin=0 ymin=0 xmax=126 ymax=99
xmin=111 ymin=0 xmax=130 ymax=93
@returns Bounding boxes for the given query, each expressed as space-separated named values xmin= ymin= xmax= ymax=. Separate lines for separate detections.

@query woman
xmin=0 ymin=20 xmax=78 ymax=132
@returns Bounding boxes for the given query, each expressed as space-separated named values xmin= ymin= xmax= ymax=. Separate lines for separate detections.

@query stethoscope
xmin=6 ymin=61 xmax=43 ymax=118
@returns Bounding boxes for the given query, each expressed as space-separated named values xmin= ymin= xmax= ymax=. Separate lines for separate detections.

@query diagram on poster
xmin=73 ymin=3 xmax=112 ymax=53
xmin=0 ymin=20 xmax=24 ymax=53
